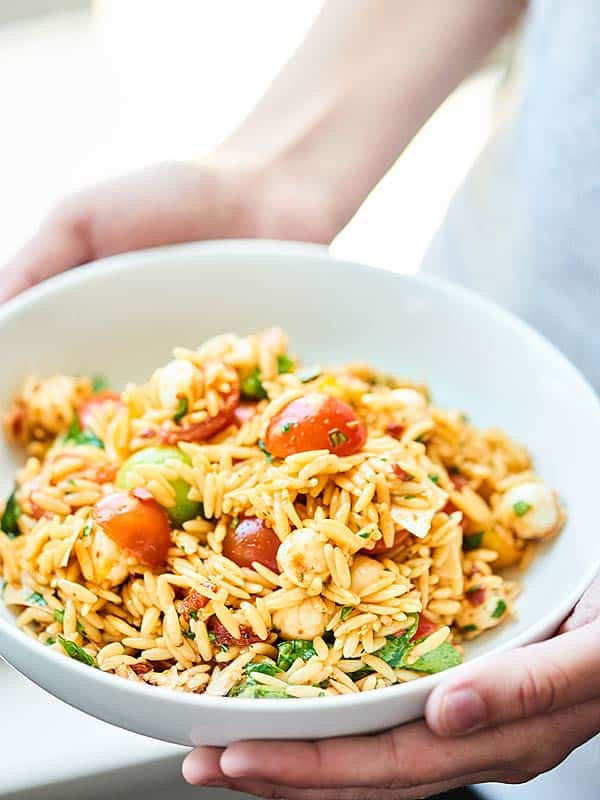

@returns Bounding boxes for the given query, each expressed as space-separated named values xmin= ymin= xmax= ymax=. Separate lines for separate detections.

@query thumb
xmin=0 ymin=205 xmax=92 ymax=302
xmin=426 ymin=617 xmax=600 ymax=736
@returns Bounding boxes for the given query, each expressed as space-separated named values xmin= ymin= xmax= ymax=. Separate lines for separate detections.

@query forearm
xmin=220 ymin=0 xmax=525 ymax=233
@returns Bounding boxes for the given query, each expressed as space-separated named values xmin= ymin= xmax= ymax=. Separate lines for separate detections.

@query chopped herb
xmin=64 ymin=416 xmax=104 ymax=449
xmin=461 ymin=624 xmax=478 ymax=633
xmin=428 ymin=474 xmax=439 ymax=484
xmin=57 ymin=635 xmax=97 ymax=668
xmin=296 ymin=366 xmax=322 ymax=383
xmin=208 ymin=631 xmax=216 ymax=642
xmin=280 ymin=421 xmax=296 ymax=434
xmin=231 ymin=516 xmax=240 ymax=528
xmin=403 ymin=494 xmax=417 ymax=500
xmin=415 ymin=435 xmax=427 ymax=444
xmin=328 ymin=428 xmax=348 ymax=449
xmin=45 ymin=637 xmax=56 ymax=646
xmin=491 ymin=599 xmax=507 ymax=619
xmin=82 ymin=519 xmax=94 ymax=537
xmin=27 ymin=591 xmax=47 ymax=607
xmin=246 ymin=662 xmax=280 ymax=678
xmin=358 ymin=530 xmax=371 ymax=539
xmin=241 ymin=368 xmax=267 ymax=400
xmin=464 ymin=531 xmax=484 ymax=550
xmin=1 ymin=489 xmax=21 ymax=539
xmin=405 ymin=642 xmax=462 ymax=674
xmin=257 ymin=439 xmax=273 ymax=462
xmin=513 ymin=500 xmax=531 ymax=517
xmin=340 ymin=606 xmax=353 ymax=621
xmin=277 ymin=354 xmax=295 ymax=375
xmin=173 ymin=396 xmax=189 ymax=423
xmin=276 ymin=640 xmax=317 ymax=671
xmin=219 ymin=643 xmax=229 ymax=653
xmin=77 ymin=621 xmax=86 ymax=636
xmin=189 ymin=610 xmax=199 ymax=621
xmin=54 ymin=609 xmax=65 ymax=623
xmin=91 ymin=375 xmax=109 ymax=393
xmin=449 ymin=466 xmax=461 ymax=475
xmin=183 ymin=629 xmax=196 ymax=640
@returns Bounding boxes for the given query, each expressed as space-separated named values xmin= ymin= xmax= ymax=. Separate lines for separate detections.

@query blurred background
xmin=0 ymin=2 xmax=510 ymax=799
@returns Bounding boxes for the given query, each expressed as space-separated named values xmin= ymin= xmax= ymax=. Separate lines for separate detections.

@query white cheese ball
xmin=272 ymin=596 xmax=332 ymax=640
xmin=497 ymin=481 xmax=561 ymax=540
xmin=276 ymin=528 xmax=328 ymax=587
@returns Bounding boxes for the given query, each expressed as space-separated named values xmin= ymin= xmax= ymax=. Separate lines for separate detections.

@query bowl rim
xmin=1 ymin=238 xmax=599 ymax=713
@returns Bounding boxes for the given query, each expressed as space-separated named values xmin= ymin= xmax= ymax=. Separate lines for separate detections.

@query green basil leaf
xmin=241 ymin=368 xmax=267 ymax=400
xmin=276 ymin=354 xmax=294 ymax=375
xmin=404 ymin=642 xmax=462 ymax=674
xmin=1 ymin=489 xmax=22 ymax=538
xmin=57 ymin=635 xmax=97 ymax=668
xmin=64 ymin=416 xmax=104 ymax=449
xmin=173 ymin=396 xmax=189 ymax=423
xmin=276 ymin=640 xmax=317 ymax=671
xmin=246 ymin=662 xmax=280 ymax=678
xmin=26 ymin=591 xmax=47 ymax=607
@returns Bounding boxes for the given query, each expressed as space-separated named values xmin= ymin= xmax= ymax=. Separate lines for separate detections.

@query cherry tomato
xmin=93 ymin=489 xmax=171 ymax=567
xmin=209 ymin=619 xmax=264 ymax=646
xmin=467 ymin=587 xmax=486 ymax=606
xmin=362 ymin=529 xmax=409 ymax=555
xmin=79 ymin=391 xmax=122 ymax=430
xmin=159 ymin=378 xmax=240 ymax=444
xmin=391 ymin=464 xmax=412 ymax=481
xmin=222 ymin=516 xmax=280 ymax=572
xmin=387 ymin=423 xmax=405 ymax=440
xmin=411 ymin=614 xmax=438 ymax=642
xmin=450 ymin=472 xmax=469 ymax=490
xmin=265 ymin=393 xmax=366 ymax=458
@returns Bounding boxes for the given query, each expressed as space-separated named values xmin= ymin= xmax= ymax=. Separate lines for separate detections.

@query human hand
xmin=183 ymin=575 xmax=600 ymax=799
xmin=0 ymin=158 xmax=339 ymax=302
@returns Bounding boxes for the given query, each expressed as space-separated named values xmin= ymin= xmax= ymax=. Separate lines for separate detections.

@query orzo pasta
xmin=0 ymin=328 xmax=565 ymax=698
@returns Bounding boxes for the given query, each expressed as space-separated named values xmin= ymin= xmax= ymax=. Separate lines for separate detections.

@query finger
xmin=0 ymin=211 xmax=91 ymax=302
xmin=426 ymin=619 xmax=600 ymax=736
xmin=218 ymin=697 xmax=600 ymax=790
xmin=181 ymin=745 xmax=226 ymax=786
xmin=560 ymin=573 xmax=600 ymax=633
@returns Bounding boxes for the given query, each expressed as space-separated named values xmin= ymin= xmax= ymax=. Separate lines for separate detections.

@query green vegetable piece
xmin=45 ymin=637 xmax=56 ymax=646
xmin=183 ymin=629 xmax=196 ymax=640
xmin=1 ymin=489 xmax=22 ymax=538
xmin=189 ymin=610 xmax=199 ymax=621
xmin=83 ymin=519 xmax=94 ymax=537
xmin=64 ymin=416 xmax=105 ymax=449
xmin=461 ymin=624 xmax=478 ymax=633
xmin=328 ymin=429 xmax=348 ymax=448
xmin=374 ymin=632 xmax=413 ymax=668
xmin=26 ymin=591 xmax=47 ymax=607
xmin=428 ymin=474 xmax=439 ymax=484
xmin=173 ymin=396 xmax=189 ymax=423
xmin=231 ymin=682 xmax=290 ymax=699
xmin=246 ymin=662 xmax=280 ymax=678
xmin=358 ymin=530 xmax=371 ymax=539
xmin=296 ymin=366 xmax=322 ymax=383
xmin=405 ymin=642 xmax=463 ymax=674
xmin=117 ymin=446 xmax=201 ymax=527
xmin=280 ymin=422 xmax=296 ymax=434
xmin=257 ymin=439 xmax=273 ymax=462
xmin=54 ymin=609 xmax=65 ymax=623
xmin=491 ymin=599 xmax=507 ymax=619
xmin=513 ymin=500 xmax=531 ymax=517
xmin=340 ymin=606 xmax=353 ymax=621
xmin=277 ymin=354 xmax=295 ymax=375
xmin=464 ymin=532 xmax=484 ymax=551
xmin=57 ymin=635 xmax=97 ymax=668
xmin=241 ymin=368 xmax=267 ymax=400
xmin=91 ymin=375 xmax=109 ymax=393
xmin=276 ymin=640 xmax=317 ymax=671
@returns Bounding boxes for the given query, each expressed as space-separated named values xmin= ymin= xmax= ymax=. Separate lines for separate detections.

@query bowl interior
xmin=1 ymin=240 xmax=599 ymax=667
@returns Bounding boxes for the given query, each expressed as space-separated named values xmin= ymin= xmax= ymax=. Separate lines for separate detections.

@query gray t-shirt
xmin=423 ymin=0 xmax=600 ymax=393
xmin=421 ymin=2 xmax=599 ymax=797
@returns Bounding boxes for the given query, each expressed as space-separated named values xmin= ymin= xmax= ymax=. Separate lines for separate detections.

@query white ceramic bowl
xmin=1 ymin=240 xmax=599 ymax=746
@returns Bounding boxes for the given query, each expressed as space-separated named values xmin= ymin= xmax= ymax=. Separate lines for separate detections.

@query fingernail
xmin=441 ymin=687 xmax=487 ymax=734
xmin=221 ymin=749 xmax=254 ymax=778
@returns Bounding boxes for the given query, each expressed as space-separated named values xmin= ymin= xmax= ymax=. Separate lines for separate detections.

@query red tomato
xmin=265 ymin=393 xmax=366 ymax=458
xmin=443 ymin=500 xmax=459 ymax=515
xmin=450 ymin=473 xmax=469 ymax=490
xmin=176 ymin=589 xmax=210 ymax=620
xmin=362 ymin=529 xmax=409 ymax=555
xmin=93 ymin=489 xmax=171 ymax=567
xmin=467 ymin=588 xmax=486 ymax=607
xmin=411 ymin=614 xmax=438 ymax=642
xmin=79 ymin=391 xmax=122 ymax=430
xmin=209 ymin=619 xmax=264 ymax=646
xmin=387 ymin=423 xmax=405 ymax=440
xmin=391 ymin=464 xmax=412 ymax=481
xmin=160 ymin=378 xmax=240 ymax=445
xmin=222 ymin=517 xmax=280 ymax=572
xmin=232 ymin=402 xmax=258 ymax=428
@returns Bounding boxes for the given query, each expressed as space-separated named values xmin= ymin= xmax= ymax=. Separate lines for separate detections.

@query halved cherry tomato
xmin=391 ymin=464 xmax=412 ymax=481
xmin=93 ymin=489 xmax=171 ymax=567
xmin=79 ymin=391 xmax=122 ymax=430
xmin=265 ymin=393 xmax=366 ymax=458
xmin=222 ymin=516 xmax=280 ymax=572
xmin=362 ymin=529 xmax=409 ymax=555
xmin=159 ymin=378 xmax=240 ymax=444
xmin=411 ymin=614 xmax=438 ymax=642
xmin=387 ymin=423 xmax=405 ymax=440
xmin=209 ymin=619 xmax=264 ymax=646
xmin=232 ymin=401 xmax=258 ymax=428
